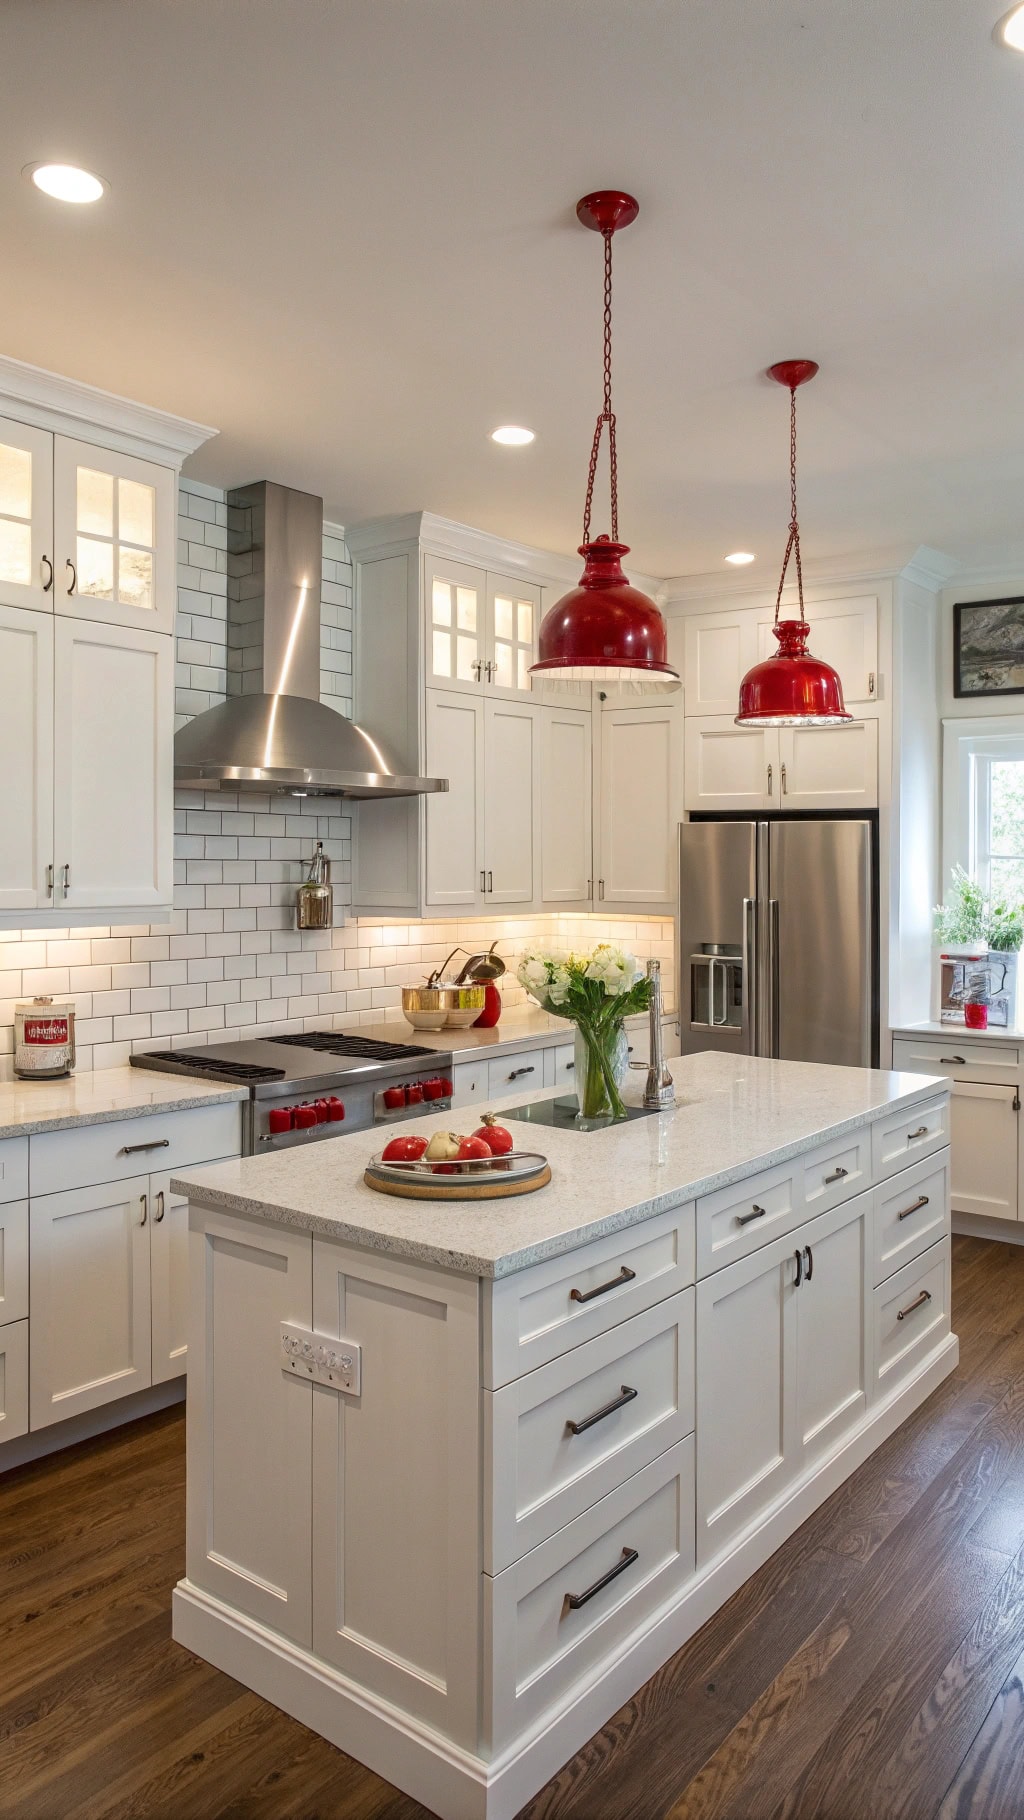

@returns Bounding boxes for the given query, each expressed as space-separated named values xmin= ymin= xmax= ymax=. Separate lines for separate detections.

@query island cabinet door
xmin=311 ymin=1239 xmax=481 ymax=1749
xmin=185 ymin=1206 xmax=313 ymax=1647
xmin=695 ymin=1231 xmax=800 ymax=1570
xmin=793 ymin=1193 xmax=872 ymax=1471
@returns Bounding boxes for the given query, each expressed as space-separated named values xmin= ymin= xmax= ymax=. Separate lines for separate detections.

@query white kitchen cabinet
xmin=0 ymin=1200 xmax=28 ymax=1325
xmin=487 ymin=574 xmax=541 ymax=698
xmin=753 ymin=596 xmax=879 ymax=705
xmin=0 ymin=1320 xmax=28 ymax=1443
xmin=311 ymin=1238 xmax=480 ymax=1743
xmin=29 ymin=1173 xmax=153 ymax=1429
xmin=424 ymin=553 xmax=540 ymax=700
xmin=53 ymin=436 xmax=176 ymax=636
xmin=949 ymin=1080 xmax=1019 ymax=1222
xmin=424 ymin=689 xmax=538 ymax=911
xmin=680 ymin=595 xmax=878 ymax=718
xmin=794 ymin=1195 xmax=871 ymax=1468
xmin=540 ymin=704 xmax=593 ymax=905
xmin=682 ymin=608 xmax=760 ymax=717
xmin=484 ymin=699 xmax=538 ymax=904
xmin=596 ymin=702 xmax=682 ymax=909
xmin=684 ymin=715 xmax=878 ymax=812
xmin=0 ymin=604 xmax=53 ymax=912
xmin=53 ymin=616 xmax=174 ymax=913
xmin=0 ymin=415 xmax=54 ymax=614
xmin=150 ymin=1172 xmax=190 ymax=1386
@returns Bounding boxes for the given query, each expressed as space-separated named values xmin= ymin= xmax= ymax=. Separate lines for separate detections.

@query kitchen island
xmin=171 ymin=1053 xmax=955 ymax=1820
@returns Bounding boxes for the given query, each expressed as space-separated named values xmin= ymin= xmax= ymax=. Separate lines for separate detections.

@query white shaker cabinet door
xmin=696 ymin=1230 xmax=799 ymax=1568
xmin=52 ymin=617 xmax=174 ymax=913
xmin=950 ymin=1081 xmax=1019 ymax=1222
xmin=30 ymin=1174 xmax=153 ymax=1428
xmin=0 ymin=604 xmax=53 ymax=912
xmin=597 ymin=703 xmax=681 ymax=907
xmin=486 ymin=573 xmax=540 ymax=697
xmin=683 ymin=716 xmax=772 ymax=812
xmin=423 ymin=553 xmax=487 ymax=693
xmin=539 ymin=704 xmax=592 ymax=905
xmin=53 ymin=437 xmax=176 ymax=635
xmin=755 ymin=595 xmax=879 ymax=705
xmin=777 ymin=719 xmax=878 ymax=810
xmin=0 ymin=416 xmax=55 ymax=613
xmin=424 ymin=688 xmax=484 ymax=909
xmin=149 ymin=1172 xmax=190 ymax=1385
xmin=681 ymin=608 xmax=758 ymax=716
xmin=794 ymin=1194 xmax=871 ymax=1469
xmin=484 ymin=699 xmax=537 ymax=906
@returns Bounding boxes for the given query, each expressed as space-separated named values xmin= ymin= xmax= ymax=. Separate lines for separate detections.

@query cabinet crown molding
xmin=663 ymin=543 xmax=959 ymax=608
xmin=0 ymin=354 xmax=217 ymax=470
xmin=345 ymin=510 xmax=663 ymax=598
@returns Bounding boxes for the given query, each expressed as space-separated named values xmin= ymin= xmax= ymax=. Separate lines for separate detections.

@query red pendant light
xmin=530 ymin=191 xmax=679 ymax=696
xmin=735 ymin=360 xmax=852 ymax=728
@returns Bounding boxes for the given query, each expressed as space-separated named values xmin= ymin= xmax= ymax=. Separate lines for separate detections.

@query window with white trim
xmin=943 ymin=719 xmax=1024 ymax=905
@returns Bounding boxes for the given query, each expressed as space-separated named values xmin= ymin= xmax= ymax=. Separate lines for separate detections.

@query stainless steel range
xmin=130 ymin=1031 xmax=454 ymax=1155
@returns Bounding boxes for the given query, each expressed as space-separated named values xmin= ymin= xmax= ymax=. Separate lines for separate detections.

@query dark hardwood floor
xmin=5 ymin=1236 xmax=1024 ymax=1818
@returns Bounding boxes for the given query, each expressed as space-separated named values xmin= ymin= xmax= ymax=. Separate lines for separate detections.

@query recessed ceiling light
xmin=725 ymin=551 xmax=756 ymax=565
xmin=997 ymin=4 xmax=1024 ymax=48
xmin=490 ymin=425 xmax=535 ymax=446
xmin=24 ymin=162 xmax=107 ymax=203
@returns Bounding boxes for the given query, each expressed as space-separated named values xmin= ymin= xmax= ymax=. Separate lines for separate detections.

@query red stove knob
xmin=268 ymin=1107 xmax=293 ymax=1135
xmin=327 ymin=1098 xmax=346 ymax=1122
xmin=423 ymin=1076 xmax=445 ymax=1100
xmin=440 ymin=1078 xmax=453 ymax=1097
xmin=405 ymin=1083 xmax=424 ymax=1104
xmin=382 ymin=1085 xmax=406 ymax=1110
xmin=312 ymin=1098 xmax=330 ymax=1124
xmin=293 ymin=1104 xmax=317 ymax=1129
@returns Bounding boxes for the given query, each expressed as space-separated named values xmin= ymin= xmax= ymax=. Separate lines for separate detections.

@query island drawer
xmin=29 ymin=1101 xmax=242 ymax=1196
xmin=870 ymin=1096 xmax=949 ymax=1183
xmin=484 ymin=1288 xmax=695 ymax=1573
xmin=0 ymin=1201 xmax=28 ymax=1326
xmin=873 ymin=1150 xmax=950 ymax=1286
xmin=873 ymin=1237 xmax=950 ymax=1399
xmin=892 ymin=1037 xmax=1019 ymax=1087
xmin=484 ymin=1436 xmax=695 ymax=1749
xmin=483 ymin=1203 xmax=695 ymax=1390
xmin=0 ymin=1319 xmax=28 ymax=1444
xmin=0 ymin=1139 xmax=28 ymax=1206
xmin=487 ymin=1048 xmax=548 ymax=1098
xmin=696 ymin=1128 xmax=870 ymax=1277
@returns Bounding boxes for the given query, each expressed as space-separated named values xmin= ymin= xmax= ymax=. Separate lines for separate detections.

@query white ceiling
xmin=4 ymin=0 xmax=1024 ymax=579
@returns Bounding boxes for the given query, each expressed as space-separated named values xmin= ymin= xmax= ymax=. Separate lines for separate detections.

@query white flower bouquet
xmin=517 ymin=944 xmax=652 ymax=1120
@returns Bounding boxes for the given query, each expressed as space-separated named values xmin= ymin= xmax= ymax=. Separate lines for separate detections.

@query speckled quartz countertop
xmin=172 ymin=1053 xmax=947 ymax=1280
xmin=0 ymin=1067 xmax=247 ymax=1139
xmin=354 ymin=1005 xmax=674 ymax=1059
xmin=892 ymin=1021 xmax=1024 ymax=1047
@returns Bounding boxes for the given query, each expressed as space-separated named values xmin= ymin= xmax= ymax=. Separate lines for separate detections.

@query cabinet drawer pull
xmin=897 ymin=1288 xmax=932 ymax=1321
xmin=564 ymin=1060 xmax=574 ymax=1070
xmin=154 ymin=1190 xmax=165 ymax=1224
xmin=570 ymin=1265 xmax=636 ymax=1304
xmin=794 ymin=1247 xmax=803 ymax=1287
xmin=508 ymin=1065 xmax=535 ymax=1080
xmin=46 ymin=862 xmax=54 ymax=898
xmin=897 ymin=1193 xmax=930 ymax=1223
xmin=41 ymin=554 xmax=53 ymax=591
xmin=65 ymin=557 xmax=77 ymax=595
xmin=139 ymin=1193 xmax=148 ymax=1227
xmin=566 ymin=1384 xmax=638 ymax=1436
xmin=804 ymin=1243 xmax=813 ymax=1281
xmin=736 ymin=1203 xmax=767 ymax=1227
xmin=565 ymin=1545 xmax=639 ymax=1611
xmin=824 ymin=1166 xmax=849 ymax=1184
xmin=940 ymin=1055 xmax=965 ymax=1065
xmin=907 ymin=1125 xmax=930 ymax=1141
xmin=118 ymin=1138 xmax=171 ymax=1156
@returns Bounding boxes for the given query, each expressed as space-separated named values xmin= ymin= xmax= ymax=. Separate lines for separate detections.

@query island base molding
xmin=173 ymin=1333 xmax=958 ymax=1820
xmin=952 ymin=1212 xmax=1024 ymax=1248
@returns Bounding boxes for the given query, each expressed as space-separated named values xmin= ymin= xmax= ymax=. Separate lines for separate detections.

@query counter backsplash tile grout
xmin=0 ymin=481 xmax=674 ymax=1077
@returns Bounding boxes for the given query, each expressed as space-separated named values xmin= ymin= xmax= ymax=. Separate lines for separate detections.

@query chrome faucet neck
xmin=643 ymin=958 xmax=676 ymax=1110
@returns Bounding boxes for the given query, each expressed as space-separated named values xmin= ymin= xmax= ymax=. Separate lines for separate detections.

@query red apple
xmin=457 ymin=1134 xmax=492 ymax=1162
xmin=381 ymin=1134 xmax=428 ymax=1163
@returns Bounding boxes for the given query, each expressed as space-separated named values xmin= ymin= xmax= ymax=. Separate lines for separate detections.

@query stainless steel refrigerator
xmin=677 ymin=819 xmax=877 ymax=1067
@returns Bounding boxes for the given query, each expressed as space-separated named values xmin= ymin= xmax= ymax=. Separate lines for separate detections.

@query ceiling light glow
xmin=998 ymin=4 xmax=1024 ymax=48
xmin=725 ymin=551 xmax=756 ymax=565
xmin=490 ymin=425 xmax=535 ymax=446
xmin=25 ymin=162 xmax=106 ymax=203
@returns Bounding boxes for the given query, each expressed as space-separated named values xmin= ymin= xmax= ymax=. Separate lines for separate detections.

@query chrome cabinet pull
xmin=118 ymin=1138 xmax=170 ymax=1156
xmin=940 ymin=1056 xmax=966 ymax=1065
xmin=825 ymin=1166 xmax=849 ymax=1184
xmin=65 ymin=558 xmax=77 ymax=595
xmin=46 ymin=863 xmax=53 ymax=898
xmin=508 ymin=1065 xmax=535 ymax=1080
xmin=781 ymin=762 xmax=788 ymax=796
xmin=767 ymin=763 xmax=773 ymax=797
xmin=868 ymin=670 xmax=876 ymax=695
xmin=586 ymin=878 xmax=593 ymax=898
xmin=41 ymin=554 xmax=53 ymax=591
xmin=565 ymin=1545 xmax=638 ymax=1611
xmin=487 ymin=870 xmax=493 ymax=892
xmin=794 ymin=1248 xmax=803 ymax=1287
xmin=480 ymin=871 xmax=486 ymax=892
xmin=897 ymin=1193 xmax=929 ymax=1223
xmin=570 ymin=1265 xmax=636 ymax=1304
xmin=154 ymin=1191 xmax=165 ymax=1224
xmin=599 ymin=878 xmax=605 ymax=900
xmin=736 ymin=1203 xmax=767 ymax=1227
xmin=139 ymin=1193 xmax=148 ymax=1227
xmin=804 ymin=1243 xmax=813 ymax=1281
xmin=62 ymin=862 xmax=70 ymax=894
xmin=567 ymin=1384 xmax=638 ymax=1436
xmin=908 ymin=1125 xmax=929 ymax=1141
xmin=897 ymin=1289 xmax=932 ymax=1322
xmin=565 ymin=1060 xmax=574 ymax=1070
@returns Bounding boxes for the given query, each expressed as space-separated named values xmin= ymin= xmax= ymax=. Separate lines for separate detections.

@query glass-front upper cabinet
xmin=53 ymin=437 xmax=176 ymax=634
xmin=0 ymin=416 xmax=55 ymax=614
xmin=424 ymin=556 xmax=540 ymax=698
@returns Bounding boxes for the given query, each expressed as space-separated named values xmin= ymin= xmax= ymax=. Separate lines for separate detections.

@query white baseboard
xmin=0 ymin=1377 xmax=185 ymax=1475
xmin=173 ymin=1336 xmax=958 ymax=1820
xmin=953 ymin=1212 xmax=1024 ymax=1247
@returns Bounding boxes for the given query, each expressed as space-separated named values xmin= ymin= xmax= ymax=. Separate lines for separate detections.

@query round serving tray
xmin=364 ymin=1149 xmax=551 ymax=1201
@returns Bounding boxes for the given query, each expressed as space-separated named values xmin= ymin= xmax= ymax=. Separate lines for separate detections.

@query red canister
xmin=268 ymin=1106 xmax=293 ymax=1135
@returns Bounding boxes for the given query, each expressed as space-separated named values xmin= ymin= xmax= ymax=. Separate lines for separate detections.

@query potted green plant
xmin=934 ymin=866 xmax=1023 ymax=1024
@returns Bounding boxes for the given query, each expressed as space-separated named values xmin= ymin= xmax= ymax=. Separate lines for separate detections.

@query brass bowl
xmin=401 ymin=983 xmax=486 ymax=1030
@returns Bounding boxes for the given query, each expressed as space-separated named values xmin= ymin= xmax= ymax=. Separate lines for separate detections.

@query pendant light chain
xmin=582 ymin=228 xmax=619 ymax=545
xmin=773 ymin=381 xmax=807 ymax=627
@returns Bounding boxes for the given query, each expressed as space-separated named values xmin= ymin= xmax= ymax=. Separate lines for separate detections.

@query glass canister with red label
xmin=14 ymin=996 xmax=76 ymax=1078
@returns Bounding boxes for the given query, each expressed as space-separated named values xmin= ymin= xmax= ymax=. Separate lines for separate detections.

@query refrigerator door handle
xmin=742 ymin=896 xmax=757 ymax=1054
xmin=709 ymin=956 xmax=727 ymax=1027
xmin=768 ymin=897 xmax=781 ymax=1057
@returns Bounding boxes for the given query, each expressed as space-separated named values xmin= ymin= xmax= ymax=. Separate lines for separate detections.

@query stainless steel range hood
xmin=174 ymin=481 xmax=447 ymax=798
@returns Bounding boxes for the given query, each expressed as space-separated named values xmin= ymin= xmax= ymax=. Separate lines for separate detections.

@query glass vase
xmin=573 ymin=1021 xmax=630 ymax=1122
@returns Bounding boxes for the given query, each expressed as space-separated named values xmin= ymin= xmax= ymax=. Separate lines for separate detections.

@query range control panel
xmin=280 ymin=1323 xmax=362 ymax=1394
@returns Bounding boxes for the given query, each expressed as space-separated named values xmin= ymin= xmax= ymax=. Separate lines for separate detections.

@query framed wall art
xmin=954 ymin=596 xmax=1024 ymax=698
